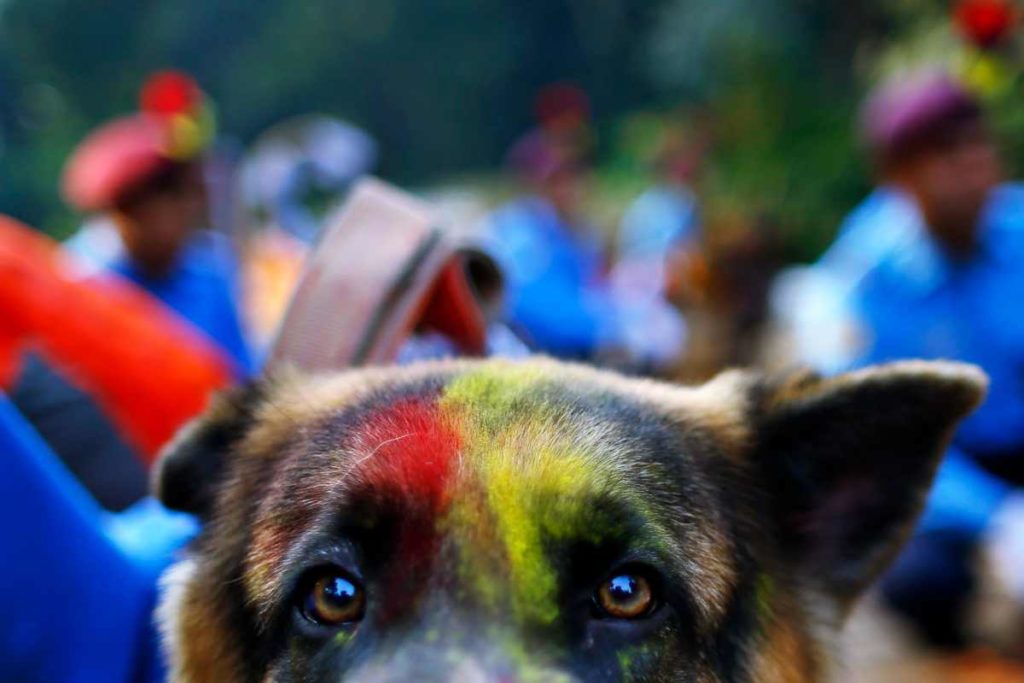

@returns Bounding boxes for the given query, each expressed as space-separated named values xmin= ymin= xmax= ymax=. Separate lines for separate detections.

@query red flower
xmin=139 ymin=70 xmax=202 ymax=118
xmin=955 ymin=0 xmax=1017 ymax=49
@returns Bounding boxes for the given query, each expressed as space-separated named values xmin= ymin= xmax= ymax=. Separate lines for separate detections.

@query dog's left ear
xmin=153 ymin=381 xmax=263 ymax=519
xmin=751 ymin=361 xmax=986 ymax=607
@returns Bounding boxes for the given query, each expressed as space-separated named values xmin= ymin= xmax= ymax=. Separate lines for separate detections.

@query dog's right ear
xmin=153 ymin=381 xmax=263 ymax=519
xmin=749 ymin=361 xmax=986 ymax=608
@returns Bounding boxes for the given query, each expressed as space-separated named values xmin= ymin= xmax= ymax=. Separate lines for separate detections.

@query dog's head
xmin=156 ymin=358 xmax=984 ymax=682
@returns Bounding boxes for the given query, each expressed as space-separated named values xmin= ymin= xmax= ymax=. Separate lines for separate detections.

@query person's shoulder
xmin=480 ymin=197 xmax=556 ymax=273
xmin=984 ymin=182 xmax=1024 ymax=244
xmin=853 ymin=224 xmax=951 ymax=313
xmin=489 ymin=196 xmax=545 ymax=224
xmin=989 ymin=181 xmax=1024 ymax=207
xmin=161 ymin=245 xmax=239 ymax=308
xmin=821 ymin=188 xmax=922 ymax=283
xmin=63 ymin=219 xmax=124 ymax=270
xmin=178 ymin=230 xmax=238 ymax=277
xmin=839 ymin=188 xmax=914 ymax=233
xmin=484 ymin=196 xmax=556 ymax=244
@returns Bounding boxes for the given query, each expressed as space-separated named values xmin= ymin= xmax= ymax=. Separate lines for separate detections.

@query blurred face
xmin=541 ymin=166 xmax=586 ymax=224
xmin=896 ymin=122 xmax=1002 ymax=256
xmin=115 ymin=161 xmax=208 ymax=277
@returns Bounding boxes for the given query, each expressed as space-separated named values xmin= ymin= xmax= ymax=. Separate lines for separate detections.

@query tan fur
xmin=762 ymin=360 xmax=988 ymax=413
xmin=160 ymin=560 xmax=243 ymax=682
xmin=751 ymin=620 xmax=818 ymax=683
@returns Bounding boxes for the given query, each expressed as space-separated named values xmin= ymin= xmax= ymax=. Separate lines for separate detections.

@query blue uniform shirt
xmin=0 ymin=395 xmax=196 ymax=682
xmin=618 ymin=184 xmax=698 ymax=262
xmin=67 ymin=221 xmax=252 ymax=375
xmin=846 ymin=183 xmax=1024 ymax=536
xmin=484 ymin=197 xmax=618 ymax=358
xmin=820 ymin=187 xmax=921 ymax=289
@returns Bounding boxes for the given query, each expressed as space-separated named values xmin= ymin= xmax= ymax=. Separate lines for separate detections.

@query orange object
xmin=0 ymin=216 xmax=231 ymax=462
xmin=241 ymin=229 xmax=309 ymax=349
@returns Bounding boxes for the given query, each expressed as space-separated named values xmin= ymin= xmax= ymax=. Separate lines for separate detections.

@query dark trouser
xmin=880 ymin=450 xmax=1024 ymax=649
xmin=9 ymin=354 xmax=147 ymax=510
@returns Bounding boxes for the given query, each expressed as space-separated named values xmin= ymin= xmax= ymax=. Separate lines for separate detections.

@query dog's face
xmin=156 ymin=358 xmax=984 ymax=682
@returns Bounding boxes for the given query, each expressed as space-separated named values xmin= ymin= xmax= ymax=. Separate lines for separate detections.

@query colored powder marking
xmin=347 ymin=397 xmax=463 ymax=621
xmin=618 ymin=651 xmax=633 ymax=675
xmin=479 ymin=435 xmax=606 ymax=624
xmin=439 ymin=365 xmax=630 ymax=625
xmin=351 ymin=396 xmax=460 ymax=516
xmin=482 ymin=452 xmax=567 ymax=622
xmin=754 ymin=573 xmax=775 ymax=622
xmin=337 ymin=363 xmax=679 ymax=630
xmin=617 ymin=642 xmax=655 ymax=681
xmin=440 ymin=363 xmax=550 ymax=436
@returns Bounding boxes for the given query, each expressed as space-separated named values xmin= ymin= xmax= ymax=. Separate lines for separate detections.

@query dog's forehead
xmin=240 ymin=360 xmax=745 ymax=626
xmin=257 ymin=359 xmax=753 ymax=461
xmin=256 ymin=360 xmax=740 ymax=510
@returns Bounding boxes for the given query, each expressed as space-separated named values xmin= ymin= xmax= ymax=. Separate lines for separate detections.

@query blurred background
xmin=5 ymin=1 xmax=1024 ymax=681
xmin=1 ymin=0 xmax=1020 ymax=249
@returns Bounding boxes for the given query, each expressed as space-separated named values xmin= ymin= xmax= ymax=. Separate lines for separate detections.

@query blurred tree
xmin=641 ymin=0 xmax=907 ymax=259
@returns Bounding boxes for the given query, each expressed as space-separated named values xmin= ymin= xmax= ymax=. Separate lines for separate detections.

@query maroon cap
xmin=860 ymin=71 xmax=982 ymax=162
xmin=505 ymin=130 xmax=580 ymax=183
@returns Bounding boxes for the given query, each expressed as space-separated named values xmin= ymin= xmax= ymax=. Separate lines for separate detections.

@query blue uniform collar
xmin=880 ymin=186 xmax=1001 ymax=297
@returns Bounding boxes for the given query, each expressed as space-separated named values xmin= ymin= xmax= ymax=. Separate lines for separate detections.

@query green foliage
xmin=640 ymin=0 xmax=884 ymax=259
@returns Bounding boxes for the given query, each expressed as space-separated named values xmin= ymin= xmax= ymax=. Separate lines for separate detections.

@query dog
xmin=154 ymin=357 xmax=985 ymax=681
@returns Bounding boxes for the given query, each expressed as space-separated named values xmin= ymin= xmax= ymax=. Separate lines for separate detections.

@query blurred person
xmin=9 ymin=72 xmax=248 ymax=510
xmin=483 ymin=130 xmax=684 ymax=370
xmin=63 ymin=71 xmax=250 ymax=372
xmin=533 ymin=81 xmax=594 ymax=164
xmin=814 ymin=71 xmax=1024 ymax=651
xmin=0 ymin=214 xmax=231 ymax=681
xmin=615 ymin=121 xmax=702 ymax=295
xmin=484 ymin=130 xmax=607 ymax=359
xmin=613 ymin=120 xmax=704 ymax=372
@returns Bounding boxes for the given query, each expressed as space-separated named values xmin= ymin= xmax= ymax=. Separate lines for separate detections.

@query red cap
xmin=62 ymin=70 xmax=214 ymax=212
xmin=61 ymin=115 xmax=172 ymax=212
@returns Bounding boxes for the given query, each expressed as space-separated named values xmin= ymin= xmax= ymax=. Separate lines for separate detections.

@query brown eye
xmin=300 ymin=570 xmax=365 ymax=626
xmin=595 ymin=571 xmax=657 ymax=619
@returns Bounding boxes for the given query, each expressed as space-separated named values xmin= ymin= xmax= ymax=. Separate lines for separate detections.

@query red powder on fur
xmin=351 ymin=398 xmax=462 ymax=621
xmin=352 ymin=397 xmax=460 ymax=517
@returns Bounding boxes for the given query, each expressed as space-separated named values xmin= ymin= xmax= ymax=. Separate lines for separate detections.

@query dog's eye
xmin=594 ymin=569 xmax=658 ymax=619
xmin=300 ymin=569 xmax=366 ymax=626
